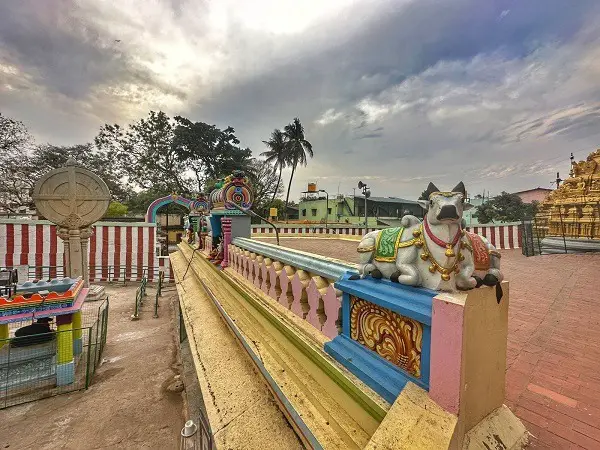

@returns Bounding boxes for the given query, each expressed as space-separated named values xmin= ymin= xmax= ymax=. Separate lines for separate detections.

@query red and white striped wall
xmin=251 ymin=226 xmax=375 ymax=237
xmin=0 ymin=219 xmax=173 ymax=282
xmin=251 ymin=223 xmax=521 ymax=250
xmin=464 ymin=224 xmax=521 ymax=250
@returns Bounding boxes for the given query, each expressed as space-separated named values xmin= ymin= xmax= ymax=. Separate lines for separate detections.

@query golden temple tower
xmin=535 ymin=149 xmax=600 ymax=241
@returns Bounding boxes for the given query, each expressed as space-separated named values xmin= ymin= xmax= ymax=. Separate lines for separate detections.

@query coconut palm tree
xmin=260 ymin=129 xmax=287 ymax=205
xmin=283 ymin=118 xmax=313 ymax=222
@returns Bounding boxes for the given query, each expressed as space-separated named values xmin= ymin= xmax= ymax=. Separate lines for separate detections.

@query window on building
xmin=302 ymin=209 xmax=306 ymax=216
xmin=327 ymin=208 xmax=332 ymax=214
xmin=311 ymin=209 xmax=317 ymax=216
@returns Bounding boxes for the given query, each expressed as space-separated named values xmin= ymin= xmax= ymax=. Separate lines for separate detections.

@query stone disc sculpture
xmin=33 ymin=158 xmax=110 ymax=229
xmin=32 ymin=159 xmax=111 ymax=289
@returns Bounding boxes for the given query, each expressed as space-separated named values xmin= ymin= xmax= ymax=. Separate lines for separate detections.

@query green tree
xmin=0 ymin=116 xmax=129 ymax=211
xmin=0 ymin=113 xmax=32 ymax=154
xmin=472 ymin=202 xmax=496 ymax=224
xmin=29 ymin=144 xmax=129 ymax=202
xmin=95 ymin=111 xmax=188 ymax=194
xmin=246 ymin=159 xmax=284 ymax=216
xmin=124 ymin=187 xmax=174 ymax=215
xmin=172 ymin=117 xmax=252 ymax=192
xmin=0 ymin=113 xmax=34 ymax=212
xmin=473 ymin=192 xmax=539 ymax=223
xmin=105 ymin=201 xmax=128 ymax=217
xmin=283 ymin=118 xmax=313 ymax=222
xmin=260 ymin=129 xmax=287 ymax=204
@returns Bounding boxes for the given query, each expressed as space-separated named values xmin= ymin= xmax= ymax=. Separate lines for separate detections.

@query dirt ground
xmin=0 ymin=284 xmax=185 ymax=450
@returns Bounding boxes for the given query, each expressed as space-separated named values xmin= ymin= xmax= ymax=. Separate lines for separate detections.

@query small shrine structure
xmin=0 ymin=277 xmax=87 ymax=386
xmin=183 ymin=194 xmax=210 ymax=246
xmin=203 ymin=171 xmax=254 ymax=266
xmin=536 ymin=149 xmax=600 ymax=253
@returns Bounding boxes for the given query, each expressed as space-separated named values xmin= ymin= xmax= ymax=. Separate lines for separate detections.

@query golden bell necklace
xmin=416 ymin=222 xmax=464 ymax=281
xmin=423 ymin=217 xmax=462 ymax=257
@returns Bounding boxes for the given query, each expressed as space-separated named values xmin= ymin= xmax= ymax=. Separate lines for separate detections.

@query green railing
xmin=131 ymin=273 xmax=147 ymax=321
xmin=153 ymin=271 xmax=164 ymax=319
xmin=0 ymin=265 xmax=171 ymax=283
xmin=131 ymin=269 xmax=167 ymax=320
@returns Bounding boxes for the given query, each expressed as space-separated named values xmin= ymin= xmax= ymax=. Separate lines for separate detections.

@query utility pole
xmin=555 ymin=172 xmax=563 ymax=188
xmin=358 ymin=181 xmax=370 ymax=229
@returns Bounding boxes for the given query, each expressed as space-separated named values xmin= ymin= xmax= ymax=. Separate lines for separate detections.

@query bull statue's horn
xmin=425 ymin=182 xmax=440 ymax=198
xmin=452 ymin=181 xmax=466 ymax=196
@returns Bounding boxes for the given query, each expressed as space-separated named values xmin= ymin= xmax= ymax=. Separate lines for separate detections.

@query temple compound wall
xmin=0 ymin=219 xmax=172 ymax=281
xmin=250 ymin=223 xmax=522 ymax=250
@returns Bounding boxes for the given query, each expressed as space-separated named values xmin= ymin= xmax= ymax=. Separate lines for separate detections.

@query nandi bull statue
xmin=351 ymin=182 xmax=503 ymax=297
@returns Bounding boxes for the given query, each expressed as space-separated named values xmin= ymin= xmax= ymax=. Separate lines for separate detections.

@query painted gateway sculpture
xmin=353 ymin=182 xmax=503 ymax=293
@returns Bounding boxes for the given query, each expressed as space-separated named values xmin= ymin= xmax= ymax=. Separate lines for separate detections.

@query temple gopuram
xmin=536 ymin=149 xmax=600 ymax=253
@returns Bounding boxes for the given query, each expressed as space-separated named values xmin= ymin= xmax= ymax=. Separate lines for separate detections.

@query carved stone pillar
xmin=57 ymin=227 xmax=71 ymax=278
xmin=80 ymin=227 xmax=93 ymax=287
xmin=68 ymin=228 xmax=83 ymax=280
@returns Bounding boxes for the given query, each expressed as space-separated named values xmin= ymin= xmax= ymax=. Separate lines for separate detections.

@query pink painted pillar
xmin=321 ymin=285 xmax=341 ymax=339
xmin=306 ymin=278 xmax=323 ymax=331
xmin=220 ymin=218 xmax=232 ymax=268
xmin=429 ymin=296 xmax=464 ymax=415
xmin=428 ymin=284 xmax=510 ymax=433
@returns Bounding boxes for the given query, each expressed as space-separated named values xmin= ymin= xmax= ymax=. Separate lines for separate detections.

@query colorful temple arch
xmin=145 ymin=194 xmax=209 ymax=223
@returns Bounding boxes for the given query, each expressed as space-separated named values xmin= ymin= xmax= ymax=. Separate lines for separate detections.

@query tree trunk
xmin=271 ymin=164 xmax=282 ymax=205
xmin=284 ymin=161 xmax=297 ymax=223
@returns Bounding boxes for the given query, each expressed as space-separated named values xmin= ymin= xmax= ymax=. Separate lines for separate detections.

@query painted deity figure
xmin=186 ymin=225 xmax=195 ymax=244
xmin=197 ymin=216 xmax=207 ymax=250
xmin=208 ymin=237 xmax=224 ymax=265
xmin=352 ymin=182 xmax=503 ymax=293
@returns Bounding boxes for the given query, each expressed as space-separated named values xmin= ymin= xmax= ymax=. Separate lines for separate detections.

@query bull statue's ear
xmin=424 ymin=182 xmax=439 ymax=198
xmin=452 ymin=181 xmax=466 ymax=196
xmin=464 ymin=202 xmax=473 ymax=211
xmin=417 ymin=200 xmax=428 ymax=210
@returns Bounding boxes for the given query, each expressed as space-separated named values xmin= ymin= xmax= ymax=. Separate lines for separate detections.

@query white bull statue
xmin=350 ymin=182 xmax=503 ymax=296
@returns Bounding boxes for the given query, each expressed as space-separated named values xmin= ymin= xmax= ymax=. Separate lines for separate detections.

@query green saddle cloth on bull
xmin=374 ymin=227 xmax=405 ymax=262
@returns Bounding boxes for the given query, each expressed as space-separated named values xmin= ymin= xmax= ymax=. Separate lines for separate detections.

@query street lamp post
xmin=319 ymin=189 xmax=329 ymax=231
xmin=357 ymin=181 xmax=371 ymax=231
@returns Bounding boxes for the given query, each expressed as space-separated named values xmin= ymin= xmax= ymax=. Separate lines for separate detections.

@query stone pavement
xmin=261 ymin=238 xmax=600 ymax=450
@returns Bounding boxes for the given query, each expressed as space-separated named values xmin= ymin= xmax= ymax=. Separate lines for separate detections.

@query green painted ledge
xmin=179 ymin=240 xmax=388 ymax=423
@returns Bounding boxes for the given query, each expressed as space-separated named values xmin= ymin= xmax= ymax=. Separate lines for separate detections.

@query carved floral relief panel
xmin=350 ymin=296 xmax=423 ymax=378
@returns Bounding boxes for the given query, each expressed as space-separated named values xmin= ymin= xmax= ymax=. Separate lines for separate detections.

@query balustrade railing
xmin=228 ymin=237 xmax=358 ymax=338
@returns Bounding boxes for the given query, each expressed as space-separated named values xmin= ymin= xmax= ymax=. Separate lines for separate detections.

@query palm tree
xmin=283 ymin=118 xmax=313 ymax=222
xmin=260 ymin=129 xmax=287 ymax=205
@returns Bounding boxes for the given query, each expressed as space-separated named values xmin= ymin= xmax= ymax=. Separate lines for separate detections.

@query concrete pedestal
xmin=541 ymin=236 xmax=600 ymax=254
xmin=56 ymin=314 xmax=74 ymax=386
xmin=0 ymin=323 xmax=8 ymax=350
xmin=72 ymin=311 xmax=83 ymax=356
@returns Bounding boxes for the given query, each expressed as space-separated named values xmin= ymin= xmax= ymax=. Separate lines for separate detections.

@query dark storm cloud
xmin=541 ymin=107 xmax=600 ymax=138
xmin=0 ymin=0 xmax=186 ymax=100
xmin=195 ymin=0 xmax=600 ymax=197
xmin=355 ymin=132 xmax=383 ymax=140
xmin=1 ymin=0 xmax=600 ymax=198
xmin=221 ymin=0 xmax=592 ymax=100
xmin=195 ymin=0 xmax=600 ymax=136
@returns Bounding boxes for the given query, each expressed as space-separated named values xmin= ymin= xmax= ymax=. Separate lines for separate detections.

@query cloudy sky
xmin=2 ymin=0 xmax=600 ymax=200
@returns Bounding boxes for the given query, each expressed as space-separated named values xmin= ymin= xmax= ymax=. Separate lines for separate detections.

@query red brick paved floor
xmin=260 ymin=238 xmax=600 ymax=449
